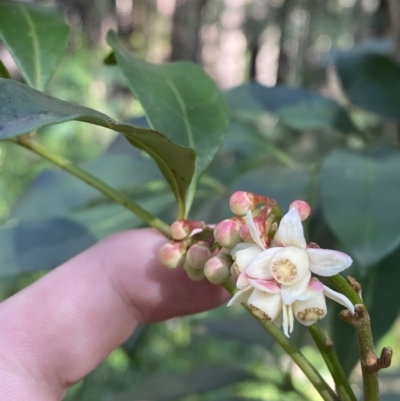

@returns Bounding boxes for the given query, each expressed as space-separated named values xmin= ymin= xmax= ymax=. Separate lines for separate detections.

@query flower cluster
xmin=159 ymin=191 xmax=355 ymax=336
xmin=158 ymin=218 xmax=232 ymax=283
xmin=228 ymin=205 xmax=354 ymax=336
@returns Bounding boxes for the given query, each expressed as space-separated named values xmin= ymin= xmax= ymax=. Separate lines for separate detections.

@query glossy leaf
xmin=335 ymin=53 xmax=400 ymax=122
xmin=321 ymin=148 xmax=400 ymax=270
xmin=0 ymin=1 xmax=69 ymax=90
xmin=0 ymin=78 xmax=195 ymax=211
xmin=107 ymin=31 xmax=229 ymax=216
xmin=226 ymin=82 xmax=357 ymax=133
xmin=111 ymin=367 xmax=251 ymax=401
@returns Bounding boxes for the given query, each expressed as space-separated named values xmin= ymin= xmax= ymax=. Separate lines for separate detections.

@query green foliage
xmin=111 ymin=367 xmax=252 ymax=401
xmin=3 ymin=1 xmax=400 ymax=399
xmin=226 ymin=83 xmax=357 ymax=133
xmin=321 ymin=148 xmax=400 ymax=271
xmin=0 ymin=1 xmax=69 ymax=90
xmin=107 ymin=32 xmax=229 ymax=216
xmin=0 ymin=78 xmax=196 ymax=218
xmin=336 ymin=53 xmax=400 ymax=123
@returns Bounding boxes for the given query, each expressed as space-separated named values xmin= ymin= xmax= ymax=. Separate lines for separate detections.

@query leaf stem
xmin=11 ymin=135 xmax=171 ymax=237
xmin=222 ymin=281 xmax=339 ymax=401
xmin=308 ymin=324 xmax=356 ymax=401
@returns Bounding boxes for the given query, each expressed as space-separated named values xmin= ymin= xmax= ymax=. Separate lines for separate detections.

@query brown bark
xmin=170 ymin=0 xmax=208 ymax=62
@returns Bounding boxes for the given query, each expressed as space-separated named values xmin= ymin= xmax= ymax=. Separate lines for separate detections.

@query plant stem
xmin=222 ymin=281 xmax=339 ymax=401
xmin=308 ymin=324 xmax=356 ymax=401
xmin=328 ymin=275 xmax=380 ymax=401
xmin=11 ymin=135 xmax=171 ymax=237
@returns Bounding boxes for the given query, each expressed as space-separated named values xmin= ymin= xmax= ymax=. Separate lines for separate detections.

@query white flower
xmin=227 ymin=207 xmax=355 ymax=336
xmin=233 ymin=208 xmax=353 ymax=304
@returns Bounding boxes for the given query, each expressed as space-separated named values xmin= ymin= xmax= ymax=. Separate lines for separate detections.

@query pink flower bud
xmin=214 ymin=218 xmax=242 ymax=248
xmin=229 ymin=191 xmax=255 ymax=216
xmin=170 ymin=219 xmax=206 ymax=240
xmin=186 ymin=242 xmax=212 ymax=270
xmin=289 ymin=200 xmax=311 ymax=221
xmin=184 ymin=258 xmax=205 ymax=281
xmin=239 ymin=216 xmax=265 ymax=244
xmin=158 ymin=240 xmax=186 ymax=268
xmin=170 ymin=220 xmax=190 ymax=240
xmin=204 ymin=254 xmax=231 ymax=284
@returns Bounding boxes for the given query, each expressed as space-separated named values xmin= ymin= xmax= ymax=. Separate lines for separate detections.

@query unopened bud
xmin=158 ymin=240 xmax=186 ymax=268
xmin=204 ymin=254 xmax=232 ymax=284
xmin=229 ymin=191 xmax=255 ymax=216
xmin=239 ymin=216 xmax=265 ymax=244
xmin=184 ymin=258 xmax=205 ymax=281
xmin=214 ymin=218 xmax=242 ymax=248
xmin=289 ymin=200 xmax=311 ymax=221
xmin=170 ymin=219 xmax=206 ymax=240
xmin=186 ymin=242 xmax=212 ymax=270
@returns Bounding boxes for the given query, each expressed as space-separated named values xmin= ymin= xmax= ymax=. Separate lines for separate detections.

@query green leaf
xmin=0 ymin=1 xmax=70 ymax=90
xmin=111 ymin=367 xmax=252 ymax=401
xmin=0 ymin=78 xmax=195 ymax=211
xmin=321 ymin=148 xmax=400 ymax=270
xmin=226 ymin=82 xmax=357 ymax=133
xmin=107 ymin=31 xmax=229 ymax=217
xmin=335 ymin=53 xmax=400 ymax=122
xmin=368 ymin=248 xmax=400 ymax=343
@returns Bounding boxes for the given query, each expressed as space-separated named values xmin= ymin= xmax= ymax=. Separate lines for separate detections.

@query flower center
xmin=297 ymin=307 xmax=325 ymax=322
xmin=271 ymin=259 xmax=297 ymax=283
xmin=270 ymin=246 xmax=309 ymax=285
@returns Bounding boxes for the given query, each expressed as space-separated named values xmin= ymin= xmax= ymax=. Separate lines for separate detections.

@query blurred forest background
xmin=2 ymin=0 xmax=400 ymax=400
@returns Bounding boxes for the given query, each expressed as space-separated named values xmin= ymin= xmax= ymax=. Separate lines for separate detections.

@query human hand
xmin=0 ymin=229 xmax=229 ymax=400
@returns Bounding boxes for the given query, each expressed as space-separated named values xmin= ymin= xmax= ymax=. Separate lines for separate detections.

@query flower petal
xmin=248 ymin=289 xmax=282 ymax=322
xmin=280 ymin=271 xmax=311 ymax=304
xmin=227 ymin=286 xmax=253 ymax=306
xmin=293 ymin=292 xmax=327 ymax=326
xmin=246 ymin=247 xmax=281 ymax=279
xmin=232 ymin=243 xmax=263 ymax=272
xmin=236 ymin=271 xmax=250 ymax=289
xmin=246 ymin=210 xmax=265 ymax=249
xmin=275 ymin=208 xmax=306 ymax=249
xmin=307 ymin=248 xmax=353 ymax=276
xmin=323 ymin=285 xmax=355 ymax=314
xmin=288 ymin=303 xmax=294 ymax=334
xmin=248 ymin=278 xmax=281 ymax=294
xmin=296 ymin=278 xmax=324 ymax=302
xmin=282 ymin=304 xmax=290 ymax=337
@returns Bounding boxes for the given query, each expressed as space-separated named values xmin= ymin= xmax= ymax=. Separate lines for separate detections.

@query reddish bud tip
xmin=214 ymin=218 xmax=242 ymax=248
xmin=289 ymin=200 xmax=311 ymax=221
xmin=229 ymin=191 xmax=255 ymax=216
xmin=158 ymin=240 xmax=186 ymax=268
xmin=186 ymin=242 xmax=212 ymax=270
xmin=204 ymin=254 xmax=231 ymax=284
xmin=170 ymin=220 xmax=190 ymax=240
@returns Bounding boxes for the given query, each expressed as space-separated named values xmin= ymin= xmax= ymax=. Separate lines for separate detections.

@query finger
xmin=0 ymin=228 xmax=229 ymax=399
